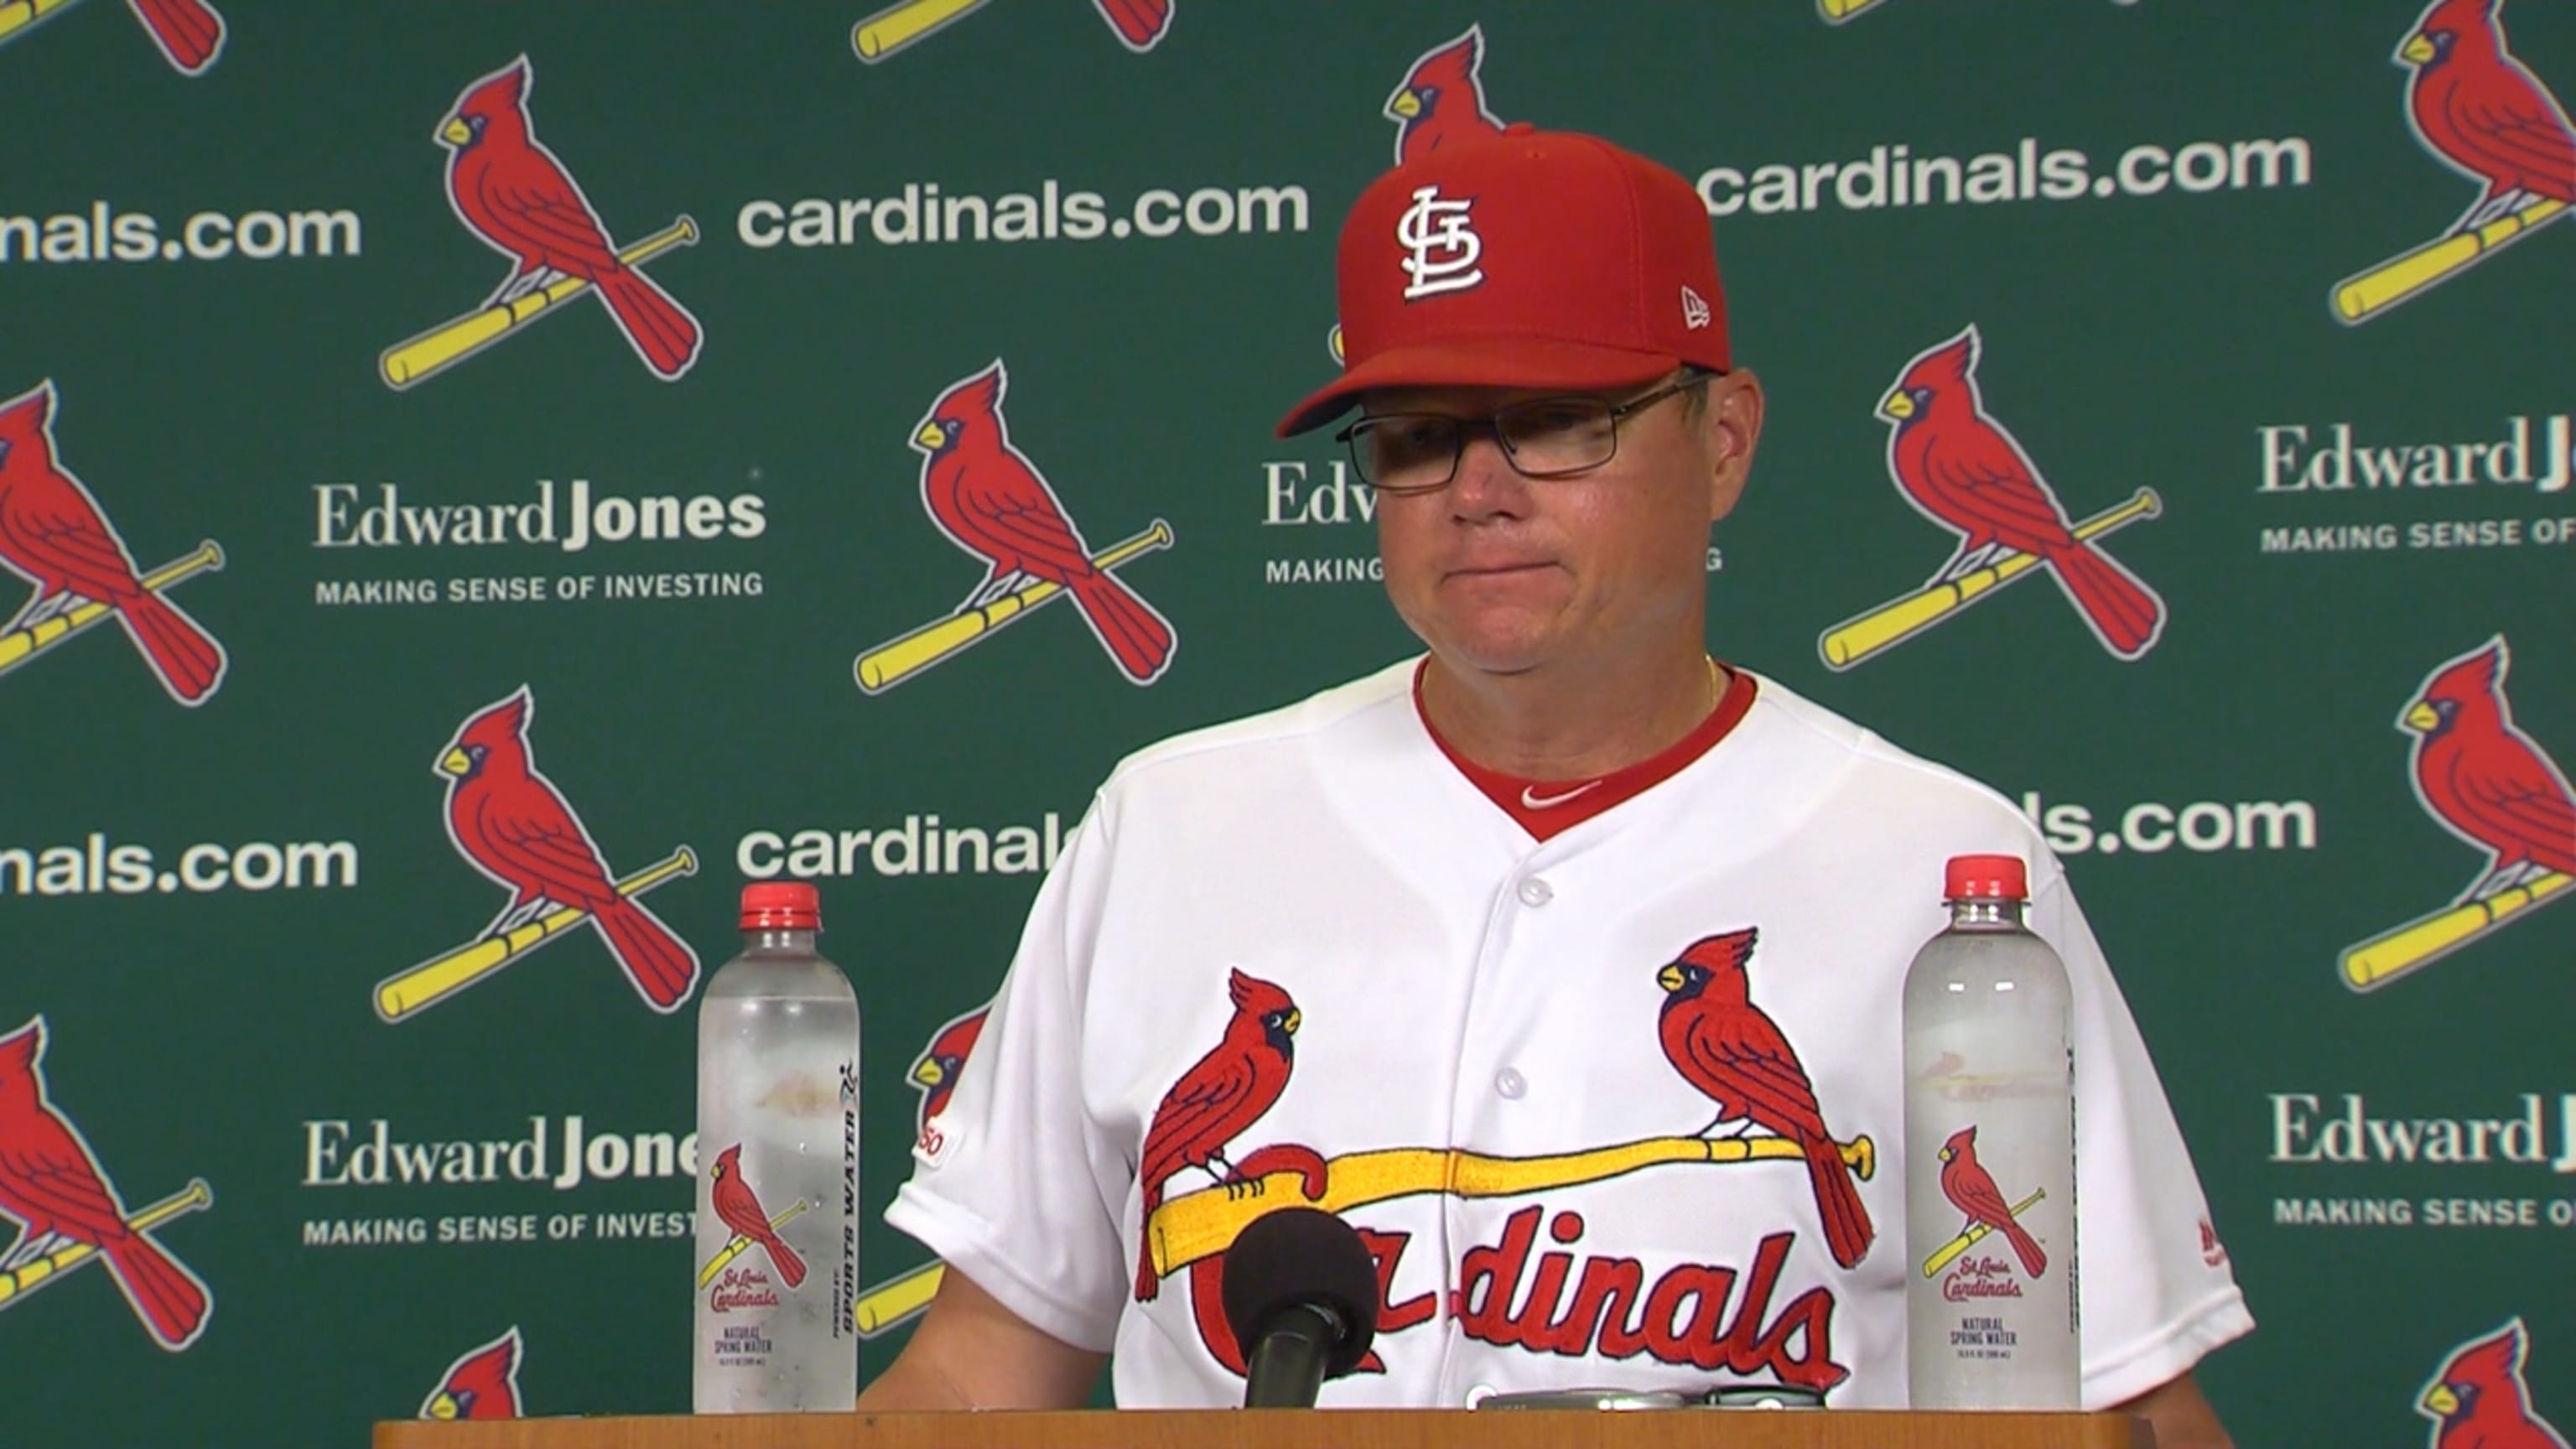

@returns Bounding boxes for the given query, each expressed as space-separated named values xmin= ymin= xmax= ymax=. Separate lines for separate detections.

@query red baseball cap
xmin=1276 ymin=123 xmax=1731 ymax=439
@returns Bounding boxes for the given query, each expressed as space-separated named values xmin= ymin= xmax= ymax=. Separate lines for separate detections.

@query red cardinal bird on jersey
xmin=709 ymin=1145 xmax=806 ymax=1288
xmin=2398 ymin=0 xmax=2576 ymax=233
xmin=1936 ymin=1124 xmax=2045 ymax=1278
xmin=421 ymin=1327 xmax=526 ymax=1420
xmin=126 ymin=0 xmax=223 ymax=74
xmin=0 ymin=382 xmax=225 ymax=704
xmin=1134 ymin=969 xmax=1301 ymax=1300
xmin=1091 ymin=0 xmax=1172 ymax=52
xmin=909 ymin=1006 xmax=989 ymax=1134
xmin=1386 ymin=24 xmax=1506 ymax=164
xmin=2402 ymin=637 xmax=2576 ymax=901
xmin=2418 ymin=1319 xmax=2570 ymax=1449
xmin=0 ymin=1018 xmax=210 ymax=1349
xmin=911 ymin=361 xmax=1175 ymax=683
xmin=1657 ymin=929 xmax=1873 ymax=1270
xmin=436 ymin=58 xmax=700 ymax=380
xmin=436 ymin=687 xmax=699 ymax=1010
xmin=1877 ymin=326 xmax=2165 ymax=661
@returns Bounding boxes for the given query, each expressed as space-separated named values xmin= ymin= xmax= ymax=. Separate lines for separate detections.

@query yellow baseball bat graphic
xmin=379 ymin=217 xmax=699 ymax=389
xmin=2333 ymin=197 xmax=2567 ymax=325
xmin=1147 ymin=1132 xmax=1872 ymax=1280
xmin=851 ymin=0 xmax=989 ymax=62
xmin=854 ymin=520 xmax=1175 ymax=694
xmin=374 ymin=848 xmax=698 ymax=1022
xmin=2340 ymin=870 xmax=2569 ymax=992
xmin=0 ymin=0 xmax=84 ymax=49
xmin=1817 ymin=0 xmax=1890 ymax=21
xmin=1920 ymin=1188 xmax=2046 ymax=1279
xmin=855 ymin=1262 xmax=944 ymax=1337
xmin=1819 ymin=488 xmax=2162 ymax=671
xmin=0 ymin=1179 xmax=211 ymax=1311
xmin=695 ymin=1201 xmax=809 ymax=1290
xmin=0 ymin=543 xmax=222 ymax=679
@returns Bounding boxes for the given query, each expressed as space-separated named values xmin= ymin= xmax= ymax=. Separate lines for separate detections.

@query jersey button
xmin=1495 ymin=1067 xmax=1526 ymax=1099
xmin=1515 ymin=876 xmax=1553 ymax=906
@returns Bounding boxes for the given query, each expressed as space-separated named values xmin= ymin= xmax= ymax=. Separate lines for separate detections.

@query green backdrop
xmin=3 ymin=2 xmax=2570 ymax=1445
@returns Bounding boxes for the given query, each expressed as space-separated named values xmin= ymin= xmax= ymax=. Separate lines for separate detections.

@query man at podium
xmin=857 ymin=126 xmax=2251 ymax=1447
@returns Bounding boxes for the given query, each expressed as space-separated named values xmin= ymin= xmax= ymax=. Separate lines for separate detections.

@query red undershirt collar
xmin=1413 ymin=660 xmax=1760 ymax=842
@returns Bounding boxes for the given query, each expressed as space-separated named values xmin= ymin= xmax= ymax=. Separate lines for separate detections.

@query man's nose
xmin=1447 ymin=428 xmax=1529 ymax=517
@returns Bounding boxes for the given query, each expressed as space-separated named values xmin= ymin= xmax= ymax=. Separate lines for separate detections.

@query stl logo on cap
xmin=2339 ymin=636 xmax=2573 ymax=992
xmin=372 ymin=685 xmax=700 ymax=1024
xmin=0 ymin=380 xmax=227 ymax=705
xmin=1818 ymin=325 xmax=2165 ymax=671
xmin=0 ymin=0 xmax=224 ymax=74
xmin=2414 ymin=1319 xmax=2567 ymax=1449
xmin=379 ymin=56 xmax=704 ymax=390
xmin=421 ymin=1327 xmax=526 ymax=1420
xmin=1396 ymin=185 xmax=1487 ymax=299
xmin=2333 ymin=0 xmax=2573 ymax=323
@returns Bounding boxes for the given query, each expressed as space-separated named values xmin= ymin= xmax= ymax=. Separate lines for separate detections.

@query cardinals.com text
xmin=2020 ymin=792 xmax=2318 ymax=856
xmin=1696 ymin=136 xmax=2313 ymax=217
xmin=0 ymin=832 xmax=358 ymax=896
xmin=734 ymin=180 xmax=1311 ymax=248
xmin=0 ymin=202 xmax=361 ymax=263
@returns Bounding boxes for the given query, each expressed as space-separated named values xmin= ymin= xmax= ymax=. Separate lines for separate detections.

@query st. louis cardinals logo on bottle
xmin=852 ymin=360 xmax=1176 ymax=693
xmin=2340 ymin=636 xmax=2573 ymax=992
xmin=0 ymin=0 xmax=224 ymax=74
xmin=2334 ymin=0 xmax=2573 ymax=323
xmin=849 ymin=0 xmax=1173 ymax=64
xmin=1923 ymin=1124 xmax=2049 ymax=1291
xmin=380 ymin=56 xmax=703 ymax=390
xmin=0 ymin=381 xmax=226 ymax=705
xmin=1820 ymin=325 xmax=2165 ymax=670
xmin=0 ymin=1016 xmax=214 ymax=1351
xmin=699 ymin=1144 xmax=810 ymax=1301
xmin=2416 ymin=1318 xmax=2569 ymax=1449
xmin=373 ymin=686 xmax=699 ymax=1022
xmin=420 ymin=1327 xmax=526 ymax=1420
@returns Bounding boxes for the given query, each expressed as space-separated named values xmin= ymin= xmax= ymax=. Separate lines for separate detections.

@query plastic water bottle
xmin=1902 ymin=854 xmax=2078 ymax=1409
xmin=693 ymin=882 xmax=860 ymax=1412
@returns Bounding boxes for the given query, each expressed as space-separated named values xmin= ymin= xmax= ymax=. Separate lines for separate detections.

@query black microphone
xmin=1218 ymin=1207 xmax=1380 ymax=1409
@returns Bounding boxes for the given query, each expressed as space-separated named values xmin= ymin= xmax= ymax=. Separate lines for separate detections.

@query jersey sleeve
xmin=883 ymin=797 xmax=1130 ymax=1353
xmin=2028 ymin=867 xmax=2256 ymax=1408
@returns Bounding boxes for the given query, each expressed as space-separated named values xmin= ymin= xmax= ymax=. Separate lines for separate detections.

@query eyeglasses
xmin=1333 ymin=369 xmax=1716 ymax=496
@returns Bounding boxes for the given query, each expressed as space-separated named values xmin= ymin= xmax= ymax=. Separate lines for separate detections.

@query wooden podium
xmin=377 ymin=1409 xmax=2151 ymax=1449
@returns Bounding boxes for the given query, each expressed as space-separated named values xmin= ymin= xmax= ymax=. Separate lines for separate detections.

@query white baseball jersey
xmin=885 ymin=657 xmax=2253 ymax=1408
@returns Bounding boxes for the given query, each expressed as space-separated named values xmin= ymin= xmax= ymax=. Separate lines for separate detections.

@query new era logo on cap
xmin=1277 ymin=124 xmax=1732 ymax=437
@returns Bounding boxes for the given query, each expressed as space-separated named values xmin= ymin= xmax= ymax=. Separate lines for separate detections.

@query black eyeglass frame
xmin=1332 ymin=367 xmax=1720 ymax=496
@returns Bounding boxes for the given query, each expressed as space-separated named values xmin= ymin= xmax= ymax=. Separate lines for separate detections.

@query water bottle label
xmin=1924 ymin=1120 xmax=2054 ymax=1365
xmin=833 ymin=1060 xmax=860 ymax=1343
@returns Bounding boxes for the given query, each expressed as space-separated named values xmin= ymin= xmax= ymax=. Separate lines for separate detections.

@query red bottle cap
xmin=1944 ymin=853 xmax=2029 ymax=901
xmin=740 ymin=881 xmax=821 ymax=931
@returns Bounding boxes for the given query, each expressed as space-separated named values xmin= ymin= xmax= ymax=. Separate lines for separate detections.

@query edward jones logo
xmin=381 ymin=56 xmax=702 ymax=390
xmin=2254 ymin=413 xmax=2575 ymax=558
xmin=0 ymin=0 xmax=223 ymax=74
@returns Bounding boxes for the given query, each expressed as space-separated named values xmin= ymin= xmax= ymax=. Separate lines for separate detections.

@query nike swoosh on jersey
xmin=1520 ymin=781 xmax=1603 ymax=810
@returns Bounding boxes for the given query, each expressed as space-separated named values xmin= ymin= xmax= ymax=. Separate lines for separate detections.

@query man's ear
xmin=1703 ymin=369 xmax=1763 ymax=524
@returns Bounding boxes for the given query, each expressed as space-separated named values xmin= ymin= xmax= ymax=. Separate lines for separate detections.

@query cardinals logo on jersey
xmin=909 ymin=1004 xmax=990 ymax=1154
xmin=852 ymin=360 xmax=1177 ymax=693
xmin=2334 ymin=0 xmax=2574 ymax=323
xmin=0 ymin=1016 xmax=214 ymax=1350
xmin=421 ymin=1327 xmax=526 ymax=1420
xmin=0 ymin=0 xmax=224 ymax=74
xmin=1819 ymin=325 xmax=2167 ymax=671
xmin=371 ymin=685 xmax=700 ymax=1023
xmin=0 ymin=381 xmax=227 ymax=705
xmin=851 ymin=0 xmax=1172 ymax=63
xmin=378 ymin=56 xmax=703 ymax=391
xmin=2341 ymin=636 xmax=2573 ymax=991
xmin=2418 ymin=1318 xmax=2569 ymax=1449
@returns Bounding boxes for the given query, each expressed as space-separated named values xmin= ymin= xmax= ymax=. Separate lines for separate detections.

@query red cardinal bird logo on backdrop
xmin=0 ymin=381 xmax=226 ymax=704
xmin=1861 ymin=325 xmax=2166 ymax=662
xmin=420 ymin=1327 xmax=526 ymax=1420
xmin=1135 ymin=969 xmax=1301 ymax=1300
xmin=889 ymin=360 xmax=1176 ymax=688
xmin=852 ymin=0 xmax=1171 ymax=63
xmin=1092 ymin=0 xmax=1174 ymax=52
xmin=1657 ymin=929 xmax=1875 ymax=1270
xmin=434 ymin=686 xmax=700 ymax=1012
xmin=2406 ymin=637 xmax=2576 ymax=901
xmin=2418 ymin=1319 xmax=2569 ymax=1449
xmin=0 ymin=0 xmax=224 ymax=73
xmin=1935 ymin=1125 xmax=2045 ymax=1278
xmin=708 ymin=1144 xmax=807 ymax=1289
xmin=431 ymin=57 xmax=701 ymax=381
xmin=0 ymin=1017 xmax=211 ymax=1350
xmin=908 ymin=1005 xmax=989 ymax=1145
xmin=1386 ymin=24 xmax=1506 ymax=164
